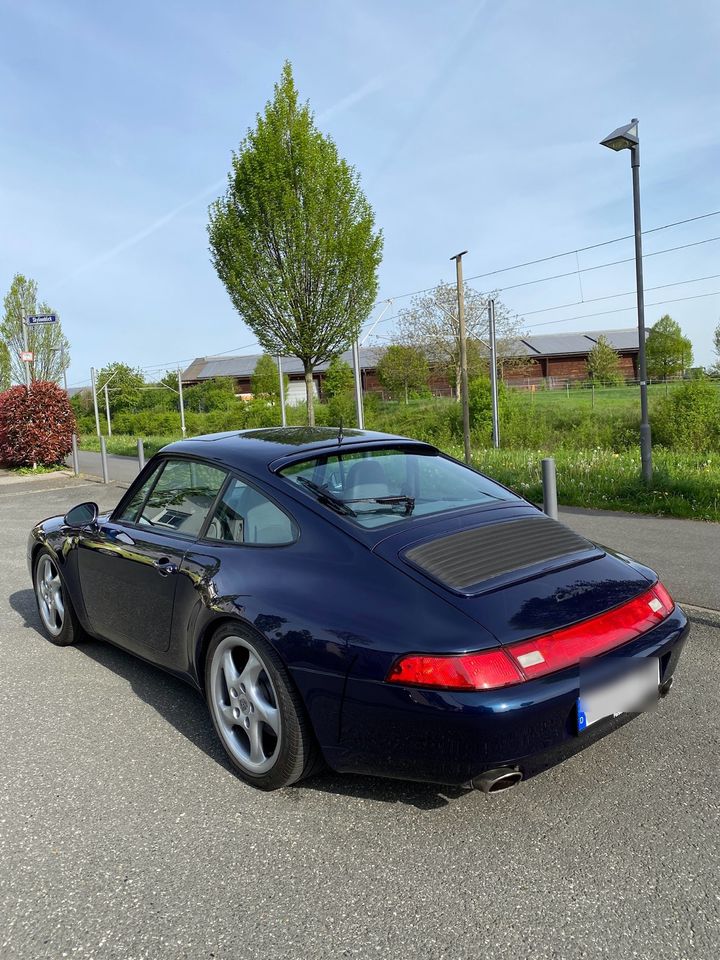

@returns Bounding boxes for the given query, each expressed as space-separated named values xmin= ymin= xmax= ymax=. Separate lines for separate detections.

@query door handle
xmin=153 ymin=558 xmax=178 ymax=577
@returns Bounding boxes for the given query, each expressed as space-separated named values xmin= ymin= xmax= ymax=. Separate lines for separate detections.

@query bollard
xmin=71 ymin=433 xmax=80 ymax=476
xmin=542 ymin=457 xmax=558 ymax=520
xmin=137 ymin=438 xmax=145 ymax=471
xmin=100 ymin=436 xmax=110 ymax=484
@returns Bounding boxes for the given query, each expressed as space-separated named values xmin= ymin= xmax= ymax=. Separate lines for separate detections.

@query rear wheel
xmin=205 ymin=625 xmax=319 ymax=790
xmin=33 ymin=549 xmax=81 ymax=646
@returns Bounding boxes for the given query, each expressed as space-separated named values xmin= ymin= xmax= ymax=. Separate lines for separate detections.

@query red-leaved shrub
xmin=0 ymin=382 xmax=76 ymax=467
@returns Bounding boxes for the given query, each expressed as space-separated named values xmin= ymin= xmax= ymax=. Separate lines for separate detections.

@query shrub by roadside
xmin=0 ymin=382 xmax=76 ymax=467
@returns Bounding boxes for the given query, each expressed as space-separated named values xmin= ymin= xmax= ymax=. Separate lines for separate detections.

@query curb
xmin=680 ymin=603 xmax=720 ymax=628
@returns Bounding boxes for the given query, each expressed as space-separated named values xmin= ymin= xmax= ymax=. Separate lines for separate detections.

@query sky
xmin=1 ymin=0 xmax=719 ymax=388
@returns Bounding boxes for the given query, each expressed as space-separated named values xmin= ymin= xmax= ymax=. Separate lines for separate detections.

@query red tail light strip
xmin=386 ymin=583 xmax=675 ymax=691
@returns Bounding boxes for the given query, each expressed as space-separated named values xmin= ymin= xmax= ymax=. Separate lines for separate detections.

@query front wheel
xmin=33 ymin=549 xmax=81 ymax=646
xmin=205 ymin=625 xmax=319 ymax=790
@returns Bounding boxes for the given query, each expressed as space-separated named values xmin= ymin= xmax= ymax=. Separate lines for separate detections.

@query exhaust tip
xmin=472 ymin=767 xmax=523 ymax=794
xmin=659 ymin=676 xmax=674 ymax=698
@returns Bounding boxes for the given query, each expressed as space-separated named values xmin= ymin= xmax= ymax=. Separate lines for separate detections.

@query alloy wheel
xmin=35 ymin=555 xmax=65 ymax=638
xmin=209 ymin=635 xmax=282 ymax=775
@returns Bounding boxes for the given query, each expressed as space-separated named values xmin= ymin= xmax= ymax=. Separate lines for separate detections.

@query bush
xmin=652 ymin=379 xmax=720 ymax=451
xmin=0 ymin=382 xmax=76 ymax=466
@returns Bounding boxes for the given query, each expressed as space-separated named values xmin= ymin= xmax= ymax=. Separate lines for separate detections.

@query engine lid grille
xmin=403 ymin=515 xmax=594 ymax=592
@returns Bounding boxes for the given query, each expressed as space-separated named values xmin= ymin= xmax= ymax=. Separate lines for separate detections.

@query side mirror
xmin=64 ymin=501 xmax=99 ymax=529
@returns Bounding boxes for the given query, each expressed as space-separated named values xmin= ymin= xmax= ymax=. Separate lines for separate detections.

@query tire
xmin=205 ymin=623 xmax=319 ymax=790
xmin=33 ymin=548 xmax=82 ymax=647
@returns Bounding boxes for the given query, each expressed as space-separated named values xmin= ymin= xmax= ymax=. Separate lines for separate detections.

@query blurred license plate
xmin=577 ymin=658 xmax=660 ymax=733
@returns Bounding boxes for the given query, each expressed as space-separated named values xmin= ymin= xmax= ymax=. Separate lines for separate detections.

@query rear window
xmin=278 ymin=447 xmax=517 ymax=528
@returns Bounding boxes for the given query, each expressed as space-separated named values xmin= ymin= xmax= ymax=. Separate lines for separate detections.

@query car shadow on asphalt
xmin=10 ymin=588 xmax=472 ymax=811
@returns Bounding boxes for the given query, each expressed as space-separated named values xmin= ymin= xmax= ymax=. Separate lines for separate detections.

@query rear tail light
xmin=386 ymin=582 xmax=675 ymax=691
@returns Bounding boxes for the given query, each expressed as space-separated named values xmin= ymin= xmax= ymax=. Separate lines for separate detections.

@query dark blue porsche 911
xmin=28 ymin=427 xmax=688 ymax=792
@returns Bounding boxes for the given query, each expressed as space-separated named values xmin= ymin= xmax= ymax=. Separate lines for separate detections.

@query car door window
xmin=205 ymin=477 xmax=296 ymax=545
xmin=118 ymin=459 xmax=226 ymax=538
xmin=117 ymin=461 xmax=165 ymax=524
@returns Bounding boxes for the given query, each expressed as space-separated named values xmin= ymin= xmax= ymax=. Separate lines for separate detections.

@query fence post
xmin=71 ymin=434 xmax=80 ymax=476
xmin=542 ymin=457 xmax=558 ymax=520
xmin=137 ymin=438 xmax=145 ymax=471
xmin=99 ymin=436 xmax=110 ymax=484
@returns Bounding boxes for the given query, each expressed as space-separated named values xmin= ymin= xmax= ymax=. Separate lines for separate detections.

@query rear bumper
xmin=328 ymin=606 xmax=689 ymax=785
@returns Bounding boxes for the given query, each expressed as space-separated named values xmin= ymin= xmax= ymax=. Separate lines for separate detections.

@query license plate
xmin=577 ymin=657 xmax=660 ymax=733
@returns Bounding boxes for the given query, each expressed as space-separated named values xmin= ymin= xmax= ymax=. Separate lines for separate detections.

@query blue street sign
xmin=27 ymin=313 xmax=58 ymax=325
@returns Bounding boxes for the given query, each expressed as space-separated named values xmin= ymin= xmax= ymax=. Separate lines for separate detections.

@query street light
xmin=600 ymin=117 xmax=652 ymax=484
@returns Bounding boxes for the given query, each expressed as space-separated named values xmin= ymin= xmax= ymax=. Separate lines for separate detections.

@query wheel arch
xmin=193 ymin=612 xmax=275 ymax=694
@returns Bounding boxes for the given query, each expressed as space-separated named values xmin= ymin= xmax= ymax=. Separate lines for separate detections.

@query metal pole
xmin=630 ymin=126 xmax=652 ymax=484
xmin=90 ymin=366 xmax=101 ymax=438
xmin=277 ymin=354 xmax=287 ymax=427
xmin=177 ymin=369 xmax=186 ymax=437
xmin=542 ymin=457 xmax=558 ymax=520
xmin=137 ymin=438 xmax=145 ymax=470
xmin=71 ymin=433 xmax=80 ymax=475
xmin=21 ymin=314 xmax=30 ymax=388
xmin=451 ymin=251 xmax=471 ymax=465
xmin=352 ymin=338 xmax=365 ymax=430
xmin=104 ymin=382 xmax=112 ymax=437
xmin=488 ymin=299 xmax=499 ymax=448
xmin=99 ymin=435 xmax=109 ymax=484
xmin=61 ymin=343 xmax=68 ymax=393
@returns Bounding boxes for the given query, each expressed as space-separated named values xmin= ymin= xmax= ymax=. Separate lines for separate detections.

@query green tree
xmin=711 ymin=320 xmax=720 ymax=375
xmin=208 ymin=62 xmax=383 ymax=425
xmin=1 ymin=274 xmax=70 ymax=386
xmin=322 ymin=355 xmax=354 ymax=400
xmin=96 ymin=362 xmax=145 ymax=413
xmin=183 ymin=377 xmax=237 ymax=413
xmin=0 ymin=341 xmax=10 ymax=391
xmin=251 ymin=354 xmax=288 ymax=401
xmin=646 ymin=315 xmax=693 ymax=380
xmin=586 ymin=335 xmax=623 ymax=384
xmin=396 ymin=282 xmax=523 ymax=398
xmin=377 ymin=345 xmax=429 ymax=402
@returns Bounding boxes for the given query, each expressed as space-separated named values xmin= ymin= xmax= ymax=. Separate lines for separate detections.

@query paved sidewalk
xmin=561 ymin=506 xmax=719 ymax=613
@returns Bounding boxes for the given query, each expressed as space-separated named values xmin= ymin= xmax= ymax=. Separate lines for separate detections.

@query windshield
xmin=278 ymin=447 xmax=518 ymax=528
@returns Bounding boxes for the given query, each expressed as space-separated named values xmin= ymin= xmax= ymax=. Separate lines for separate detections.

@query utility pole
xmin=177 ymin=369 xmax=186 ymax=437
xmin=352 ymin=338 xmax=365 ymax=429
xmin=90 ymin=366 xmax=101 ymax=437
xmin=60 ymin=343 xmax=68 ymax=393
xmin=21 ymin=313 xmax=30 ymax=388
xmin=276 ymin=354 xmax=287 ymax=427
xmin=104 ymin=382 xmax=112 ymax=436
xmin=451 ymin=250 xmax=471 ymax=465
xmin=488 ymin=299 xmax=500 ymax=448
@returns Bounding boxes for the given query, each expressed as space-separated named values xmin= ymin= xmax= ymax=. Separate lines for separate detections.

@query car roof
xmin=161 ymin=427 xmax=433 ymax=473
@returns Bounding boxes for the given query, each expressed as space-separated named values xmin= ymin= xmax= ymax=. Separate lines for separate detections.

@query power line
xmin=517 ymin=272 xmax=720 ymax=318
xmin=492 ymin=236 xmax=720 ymax=294
xmin=371 ymin=208 xmax=720 ymax=306
xmin=523 ymin=289 xmax=720 ymax=330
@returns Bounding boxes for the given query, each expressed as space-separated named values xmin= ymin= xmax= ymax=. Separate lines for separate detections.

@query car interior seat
xmin=344 ymin=459 xmax=390 ymax=500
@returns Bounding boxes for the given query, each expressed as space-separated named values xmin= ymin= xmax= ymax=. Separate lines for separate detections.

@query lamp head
xmin=600 ymin=118 xmax=639 ymax=151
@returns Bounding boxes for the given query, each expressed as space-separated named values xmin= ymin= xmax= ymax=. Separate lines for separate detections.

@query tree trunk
xmin=304 ymin=365 xmax=315 ymax=426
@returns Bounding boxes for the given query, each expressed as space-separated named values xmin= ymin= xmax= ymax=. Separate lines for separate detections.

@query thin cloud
xmin=54 ymin=76 xmax=384 ymax=287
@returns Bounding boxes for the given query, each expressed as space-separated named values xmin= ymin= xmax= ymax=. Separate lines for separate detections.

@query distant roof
xmin=182 ymin=328 xmax=643 ymax=382
xmin=507 ymin=328 xmax=642 ymax=358
xmin=183 ymin=346 xmax=383 ymax=382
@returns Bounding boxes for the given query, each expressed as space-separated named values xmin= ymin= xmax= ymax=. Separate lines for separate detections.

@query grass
xmin=79 ymin=434 xmax=177 ymax=458
xmin=461 ymin=447 xmax=720 ymax=522
xmin=78 ymin=431 xmax=720 ymax=522
xmin=13 ymin=463 xmax=68 ymax=475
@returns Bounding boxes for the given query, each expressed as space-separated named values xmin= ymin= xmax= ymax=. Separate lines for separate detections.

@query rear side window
xmin=205 ymin=477 xmax=296 ymax=545
xmin=118 ymin=458 xmax=226 ymax=538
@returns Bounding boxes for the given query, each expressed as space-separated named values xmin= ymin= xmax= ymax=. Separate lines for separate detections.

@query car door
xmin=76 ymin=457 xmax=227 ymax=656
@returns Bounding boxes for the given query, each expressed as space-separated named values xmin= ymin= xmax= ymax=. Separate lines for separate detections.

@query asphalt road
xmin=1 ymin=476 xmax=719 ymax=960
xmin=75 ymin=449 xmax=140 ymax=484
